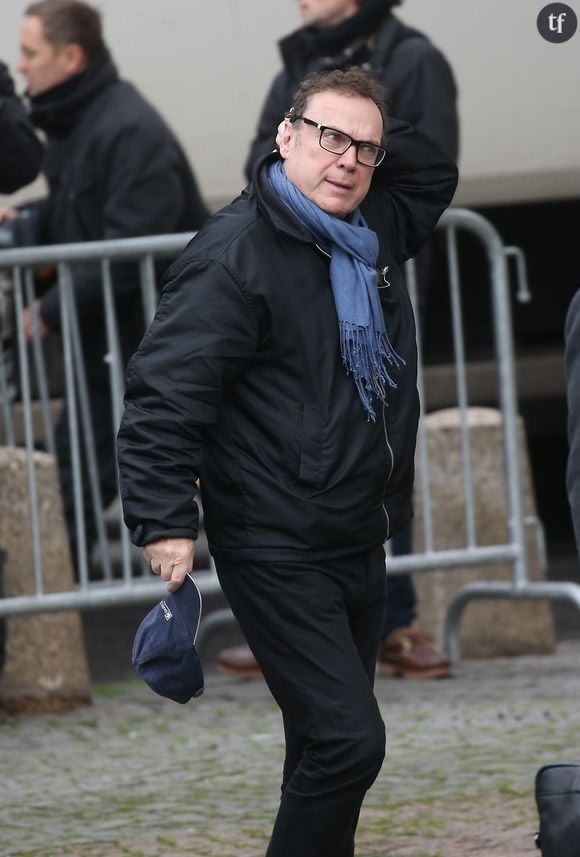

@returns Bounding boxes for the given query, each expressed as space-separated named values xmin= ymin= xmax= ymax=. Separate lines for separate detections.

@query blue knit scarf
xmin=268 ymin=160 xmax=403 ymax=420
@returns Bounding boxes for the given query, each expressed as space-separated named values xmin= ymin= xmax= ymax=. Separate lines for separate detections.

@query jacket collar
xmin=367 ymin=13 xmax=422 ymax=69
xmin=251 ymin=154 xmax=390 ymax=269
xmin=29 ymin=48 xmax=118 ymax=137
xmin=279 ymin=0 xmax=398 ymax=81
xmin=252 ymin=153 xmax=316 ymax=245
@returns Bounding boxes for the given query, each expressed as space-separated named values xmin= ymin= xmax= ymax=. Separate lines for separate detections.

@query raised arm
xmin=387 ymin=42 xmax=459 ymax=162
xmin=361 ymin=117 xmax=458 ymax=264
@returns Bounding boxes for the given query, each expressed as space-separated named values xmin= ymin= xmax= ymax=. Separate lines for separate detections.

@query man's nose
xmin=336 ymin=144 xmax=358 ymax=169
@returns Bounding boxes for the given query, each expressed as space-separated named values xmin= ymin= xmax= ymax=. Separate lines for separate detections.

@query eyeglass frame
xmin=289 ymin=114 xmax=387 ymax=168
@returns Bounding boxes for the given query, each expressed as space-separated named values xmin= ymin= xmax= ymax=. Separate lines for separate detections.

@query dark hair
xmin=25 ymin=0 xmax=104 ymax=63
xmin=288 ymin=68 xmax=388 ymax=143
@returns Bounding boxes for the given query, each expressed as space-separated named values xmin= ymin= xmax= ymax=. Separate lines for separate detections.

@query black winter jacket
xmin=565 ymin=289 xmax=580 ymax=554
xmin=0 ymin=61 xmax=43 ymax=194
xmin=117 ymin=119 xmax=457 ymax=561
xmin=245 ymin=7 xmax=459 ymax=179
xmin=29 ymin=50 xmax=209 ymax=361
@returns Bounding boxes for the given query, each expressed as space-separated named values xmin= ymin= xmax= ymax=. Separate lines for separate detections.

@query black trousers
xmin=215 ymin=547 xmax=387 ymax=857
xmin=382 ymin=521 xmax=417 ymax=638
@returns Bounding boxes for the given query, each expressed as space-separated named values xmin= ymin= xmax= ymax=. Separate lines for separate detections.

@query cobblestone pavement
xmin=2 ymin=642 xmax=580 ymax=856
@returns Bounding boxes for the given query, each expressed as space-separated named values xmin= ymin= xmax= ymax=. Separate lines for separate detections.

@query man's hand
xmin=143 ymin=537 xmax=195 ymax=593
xmin=21 ymin=298 xmax=49 ymax=343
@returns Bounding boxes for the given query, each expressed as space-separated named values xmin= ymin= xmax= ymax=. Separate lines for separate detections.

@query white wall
xmin=398 ymin=0 xmax=580 ymax=205
xmin=2 ymin=0 xmax=579 ymax=209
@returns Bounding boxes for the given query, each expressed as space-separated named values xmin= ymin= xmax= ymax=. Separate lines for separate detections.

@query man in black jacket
xmin=245 ymin=0 xmax=458 ymax=175
xmin=220 ymin=0 xmax=459 ymax=680
xmin=118 ymin=68 xmax=457 ymax=856
xmin=565 ymin=290 xmax=580 ymax=554
xmin=0 ymin=62 xmax=43 ymax=678
xmin=0 ymin=61 xmax=43 ymax=195
xmin=15 ymin=0 xmax=209 ymax=565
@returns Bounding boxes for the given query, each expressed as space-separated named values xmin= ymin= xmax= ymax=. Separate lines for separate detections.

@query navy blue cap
xmin=132 ymin=573 xmax=204 ymax=703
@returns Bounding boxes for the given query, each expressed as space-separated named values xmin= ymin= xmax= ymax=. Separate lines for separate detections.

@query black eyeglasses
xmin=292 ymin=115 xmax=386 ymax=167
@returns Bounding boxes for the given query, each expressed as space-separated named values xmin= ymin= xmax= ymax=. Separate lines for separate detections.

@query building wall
xmin=400 ymin=0 xmax=580 ymax=205
xmin=1 ymin=0 xmax=579 ymax=209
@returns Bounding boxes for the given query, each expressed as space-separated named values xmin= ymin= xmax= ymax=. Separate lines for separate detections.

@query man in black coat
xmin=16 ymin=0 xmax=209 ymax=565
xmin=245 ymin=0 xmax=458 ymax=176
xmin=0 ymin=62 xmax=43 ymax=677
xmin=117 ymin=67 xmax=457 ymax=856
xmin=565 ymin=290 xmax=580 ymax=554
xmin=220 ymin=0 xmax=459 ymax=680
xmin=0 ymin=61 xmax=43 ymax=195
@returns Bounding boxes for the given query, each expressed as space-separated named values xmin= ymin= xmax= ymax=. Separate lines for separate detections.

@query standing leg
xmin=216 ymin=548 xmax=386 ymax=857
xmin=382 ymin=522 xmax=416 ymax=641
xmin=377 ymin=239 xmax=451 ymax=678
xmin=378 ymin=522 xmax=450 ymax=678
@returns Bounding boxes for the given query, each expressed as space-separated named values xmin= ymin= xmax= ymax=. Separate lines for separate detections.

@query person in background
xmin=11 ymin=0 xmax=209 ymax=566
xmin=0 ymin=60 xmax=43 ymax=194
xmin=117 ymin=67 xmax=457 ymax=857
xmin=218 ymin=0 xmax=459 ymax=680
xmin=0 ymin=62 xmax=43 ymax=677
xmin=565 ymin=290 xmax=580 ymax=554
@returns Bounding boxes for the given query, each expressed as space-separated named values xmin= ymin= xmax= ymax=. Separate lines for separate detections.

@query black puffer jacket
xmin=29 ymin=49 xmax=209 ymax=368
xmin=245 ymin=3 xmax=458 ymax=178
xmin=565 ymin=289 xmax=580 ymax=554
xmin=117 ymin=119 xmax=457 ymax=561
xmin=0 ymin=61 xmax=43 ymax=194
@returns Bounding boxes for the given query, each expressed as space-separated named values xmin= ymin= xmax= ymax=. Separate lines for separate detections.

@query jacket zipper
xmin=317 ymin=241 xmax=393 ymax=534
xmin=381 ymin=404 xmax=394 ymax=539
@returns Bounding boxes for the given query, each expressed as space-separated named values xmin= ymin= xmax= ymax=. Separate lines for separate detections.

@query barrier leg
xmin=445 ymin=581 xmax=580 ymax=662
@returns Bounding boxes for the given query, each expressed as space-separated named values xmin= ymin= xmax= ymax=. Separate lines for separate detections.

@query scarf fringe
xmin=268 ymin=161 xmax=406 ymax=421
xmin=340 ymin=322 xmax=406 ymax=421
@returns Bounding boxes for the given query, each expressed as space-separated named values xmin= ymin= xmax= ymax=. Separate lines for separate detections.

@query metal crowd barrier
xmin=404 ymin=209 xmax=580 ymax=659
xmin=0 ymin=233 xmax=224 ymax=621
xmin=0 ymin=210 xmax=579 ymax=659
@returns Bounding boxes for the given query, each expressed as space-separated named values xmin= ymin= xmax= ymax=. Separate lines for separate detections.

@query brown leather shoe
xmin=217 ymin=644 xmax=263 ymax=679
xmin=378 ymin=627 xmax=451 ymax=679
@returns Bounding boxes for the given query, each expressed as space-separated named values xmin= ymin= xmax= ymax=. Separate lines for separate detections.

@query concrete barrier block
xmin=0 ymin=446 xmax=92 ymax=714
xmin=411 ymin=407 xmax=555 ymax=658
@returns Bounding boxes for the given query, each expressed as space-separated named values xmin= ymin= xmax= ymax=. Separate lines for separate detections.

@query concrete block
xmin=411 ymin=407 xmax=555 ymax=658
xmin=0 ymin=446 xmax=92 ymax=714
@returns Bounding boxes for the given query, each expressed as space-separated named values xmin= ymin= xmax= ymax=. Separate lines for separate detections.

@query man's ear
xmin=278 ymin=120 xmax=294 ymax=160
xmin=60 ymin=42 xmax=88 ymax=77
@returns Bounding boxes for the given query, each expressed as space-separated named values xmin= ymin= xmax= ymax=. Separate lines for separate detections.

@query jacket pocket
xmin=297 ymin=403 xmax=325 ymax=489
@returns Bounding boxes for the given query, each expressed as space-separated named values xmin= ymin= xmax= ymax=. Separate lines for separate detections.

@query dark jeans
xmin=215 ymin=547 xmax=387 ymax=857
xmin=382 ymin=521 xmax=417 ymax=639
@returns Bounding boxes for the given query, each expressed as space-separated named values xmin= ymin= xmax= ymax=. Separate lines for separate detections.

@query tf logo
xmin=537 ymin=3 xmax=578 ymax=42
